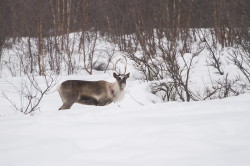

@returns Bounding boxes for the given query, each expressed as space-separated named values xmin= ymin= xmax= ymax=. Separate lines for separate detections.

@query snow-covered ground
xmin=1 ymin=30 xmax=250 ymax=165
xmin=0 ymin=72 xmax=250 ymax=166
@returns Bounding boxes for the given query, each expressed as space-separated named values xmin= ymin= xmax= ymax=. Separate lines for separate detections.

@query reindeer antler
xmin=113 ymin=56 xmax=128 ymax=74
xmin=123 ymin=56 xmax=127 ymax=74
xmin=114 ymin=58 xmax=122 ymax=74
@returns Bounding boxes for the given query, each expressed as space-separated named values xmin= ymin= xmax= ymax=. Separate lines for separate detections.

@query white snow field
xmin=0 ymin=72 xmax=250 ymax=166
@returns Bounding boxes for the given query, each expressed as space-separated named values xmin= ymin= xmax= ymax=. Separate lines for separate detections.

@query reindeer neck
xmin=113 ymin=81 xmax=121 ymax=91
xmin=110 ymin=81 xmax=125 ymax=102
xmin=109 ymin=81 xmax=122 ymax=96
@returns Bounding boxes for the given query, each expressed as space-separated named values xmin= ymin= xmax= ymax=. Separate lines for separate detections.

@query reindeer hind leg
xmin=59 ymin=102 xmax=74 ymax=110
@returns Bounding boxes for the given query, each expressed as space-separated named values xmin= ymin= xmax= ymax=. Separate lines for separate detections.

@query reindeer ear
xmin=126 ymin=73 xmax=130 ymax=78
xmin=113 ymin=72 xmax=118 ymax=78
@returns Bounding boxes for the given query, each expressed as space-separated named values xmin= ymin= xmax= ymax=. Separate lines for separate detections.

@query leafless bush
xmin=79 ymin=31 xmax=98 ymax=75
xmin=203 ymin=37 xmax=224 ymax=75
xmin=16 ymin=38 xmax=38 ymax=75
xmin=215 ymin=74 xmax=245 ymax=98
xmin=62 ymin=33 xmax=78 ymax=75
xmin=202 ymin=74 xmax=246 ymax=100
xmin=124 ymin=27 xmax=205 ymax=102
xmin=196 ymin=29 xmax=224 ymax=75
xmin=0 ymin=38 xmax=4 ymax=61
xmin=44 ymin=36 xmax=63 ymax=75
xmin=93 ymin=44 xmax=117 ymax=72
xmin=229 ymin=45 xmax=250 ymax=83
xmin=4 ymin=37 xmax=65 ymax=77
xmin=2 ymin=73 xmax=58 ymax=115
xmin=151 ymin=81 xmax=177 ymax=101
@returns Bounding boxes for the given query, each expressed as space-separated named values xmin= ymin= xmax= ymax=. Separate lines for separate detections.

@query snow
xmin=1 ymin=72 xmax=250 ymax=166
xmin=0 ymin=30 xmax=250 ymax=165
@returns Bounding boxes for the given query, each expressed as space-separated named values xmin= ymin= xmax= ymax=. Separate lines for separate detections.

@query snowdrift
xmin=0 ymin=73 xmax=250 ymax=166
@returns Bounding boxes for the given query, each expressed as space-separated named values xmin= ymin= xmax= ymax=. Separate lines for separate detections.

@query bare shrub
xmin=2 ymin=73 xmax=58 ymax=115
xmin=79 ymin=31 xmax=98 ymax=75
xmin=201 ymin=74 xmax=246 ymax=100
xmin=44 ymin=36 xmax=63 ymax=75
xmin=229 ymin=45 xmax=250 ymax=83
xmin=62 ymin=33 xmax=78 ymax=75
xmin=151 ymin=81 xmax=177 ymax=102
xmin=124 ymin=27 xmax=205 ymax=102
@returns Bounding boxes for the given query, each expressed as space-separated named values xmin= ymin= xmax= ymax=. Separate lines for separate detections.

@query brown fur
xmin=57 ymin=73 xmax=129 ymax=110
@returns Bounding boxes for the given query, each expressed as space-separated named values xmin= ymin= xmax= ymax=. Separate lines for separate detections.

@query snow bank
xmin=1 ymin=76 xmax=250 ymax=166
xmin=0 ymin=30 xmax=250 ymax=165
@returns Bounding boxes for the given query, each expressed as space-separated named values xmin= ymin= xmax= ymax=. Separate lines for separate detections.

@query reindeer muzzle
xmin=121 ymin=83 xmax=126 ymax=89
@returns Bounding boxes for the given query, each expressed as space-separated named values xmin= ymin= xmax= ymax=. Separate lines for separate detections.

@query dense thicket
xmin=0 ymin=0 xmax=249 ymax=38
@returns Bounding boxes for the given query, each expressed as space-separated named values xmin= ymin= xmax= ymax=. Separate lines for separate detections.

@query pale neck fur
xmin=111 ymin=81 xmax=125 ymax=102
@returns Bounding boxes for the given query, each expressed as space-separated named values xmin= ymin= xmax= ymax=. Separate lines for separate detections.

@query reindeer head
xmin=113 ymin=72 xmax=130 ymax=89
xmin=113 ymin=57 xmax=130 ymax=89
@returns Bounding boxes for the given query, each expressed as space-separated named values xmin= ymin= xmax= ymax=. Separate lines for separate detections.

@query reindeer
xmin=57 ymin=58 xmax=130 ymax=110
